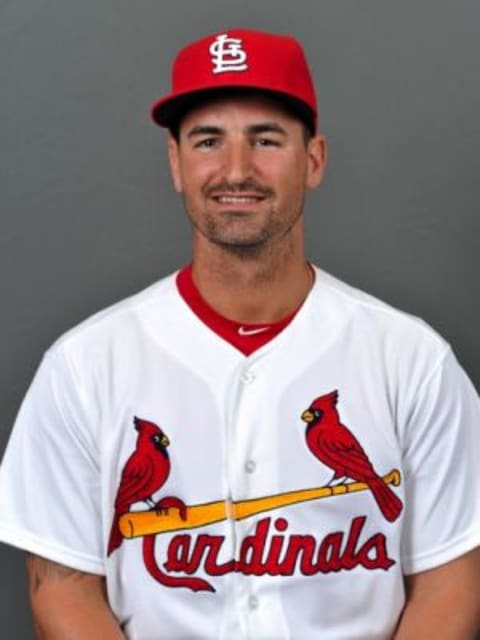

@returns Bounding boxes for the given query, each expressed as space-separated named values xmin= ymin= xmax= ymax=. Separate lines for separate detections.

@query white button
xmin=248 ymin=595 xmax=259 ymax=610
xmin=245 ymin=460 xmax=256 ymax=473
xmin=241 ymin=371 xmax=256 ymax=384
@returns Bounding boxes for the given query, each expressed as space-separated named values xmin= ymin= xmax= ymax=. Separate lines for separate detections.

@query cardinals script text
xmin=142 ymin=515 xmax=395 ymax=592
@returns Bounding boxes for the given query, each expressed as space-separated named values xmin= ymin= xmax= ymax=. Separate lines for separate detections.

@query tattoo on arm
xmin=25 ymin=554 xmax=123 ymax=640
xmin=26 ymin=554 xmax=95 ymax=595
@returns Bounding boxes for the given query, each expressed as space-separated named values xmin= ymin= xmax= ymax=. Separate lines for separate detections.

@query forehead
xmin=178 ymin=94 xmax=303 ymax=134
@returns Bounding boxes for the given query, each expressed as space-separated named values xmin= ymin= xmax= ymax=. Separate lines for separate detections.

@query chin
xmin=199 ymin=227 xmax=268 ymax=251
xmin=203 ymin=221 xmax=271 ymax=247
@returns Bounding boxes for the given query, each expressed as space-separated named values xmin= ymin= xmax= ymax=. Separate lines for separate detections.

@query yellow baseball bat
xmin=119 ymin=469 xmax=401 ymax=539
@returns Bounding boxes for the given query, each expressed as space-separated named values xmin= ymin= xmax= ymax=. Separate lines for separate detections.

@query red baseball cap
xmin=150 ymin=29 xmax=318 ymax=132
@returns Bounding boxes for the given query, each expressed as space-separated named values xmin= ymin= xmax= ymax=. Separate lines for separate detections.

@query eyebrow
xmin=186 ymin=122 xmax=288 ymax=139
xmin=187 ymin=125 xmax=223 ymax=138
xmin=248 ymin=122 xmax=287 ymax=136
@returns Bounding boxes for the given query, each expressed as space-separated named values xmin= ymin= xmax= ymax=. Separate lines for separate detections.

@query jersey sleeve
xmin=0 ymin=347 xmax=104 ymax=575
xmin=400 ymin=347 xmax=480 ymax=574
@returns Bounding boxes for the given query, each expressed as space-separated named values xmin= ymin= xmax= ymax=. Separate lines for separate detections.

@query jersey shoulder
xmin=311 ymin=266 xmax=449 ymax=356
xmin=47 ymin=270 xmax=180 ymax=358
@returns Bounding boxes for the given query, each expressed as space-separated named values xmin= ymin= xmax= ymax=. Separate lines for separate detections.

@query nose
xmin=222 ymin=139 xmax=254 ymax=184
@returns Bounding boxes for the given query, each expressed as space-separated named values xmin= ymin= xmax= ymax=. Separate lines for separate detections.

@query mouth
xmin=211 ymin=193 xmax=266 ymax=206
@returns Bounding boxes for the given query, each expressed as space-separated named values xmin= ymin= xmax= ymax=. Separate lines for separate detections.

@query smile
xmin=213 ymin=195 xmax=265 ymax=204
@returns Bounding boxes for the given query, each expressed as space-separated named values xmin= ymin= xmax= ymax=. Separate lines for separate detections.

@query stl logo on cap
xmin=209 ymin=33 xmax=248 ymax=74
xmin=150 ymin=29 xmax=318 ymax=130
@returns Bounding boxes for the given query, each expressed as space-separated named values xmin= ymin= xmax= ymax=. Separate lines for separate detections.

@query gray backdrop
xmin=1 ymin=1 xmax=479 ymax=636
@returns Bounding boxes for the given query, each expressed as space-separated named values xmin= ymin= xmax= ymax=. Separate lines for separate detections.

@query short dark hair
xmin=167 ymin=87 xmax=315 ymax=144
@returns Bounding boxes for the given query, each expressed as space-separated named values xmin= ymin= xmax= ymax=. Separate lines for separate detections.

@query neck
xmin=191 ymin=229 xmax=313 ymax=324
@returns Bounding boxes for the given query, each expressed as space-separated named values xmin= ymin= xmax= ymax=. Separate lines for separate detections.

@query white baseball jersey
xmin=0 ymin=265 xmax=479 ymax=640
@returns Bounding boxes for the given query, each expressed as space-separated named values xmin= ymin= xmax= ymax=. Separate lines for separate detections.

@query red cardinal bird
xmin=301 ymin=390 xmax=403 ymax=522
xmin=107 ymin=416 xmax=171 ymax=556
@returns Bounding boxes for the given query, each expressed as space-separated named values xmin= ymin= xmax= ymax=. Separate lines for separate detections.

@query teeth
xmin=217 ymin=196 xmax=260 ymax=203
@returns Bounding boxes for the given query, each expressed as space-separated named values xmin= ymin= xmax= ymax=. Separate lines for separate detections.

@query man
xmin=0 ymin=28 xmax=479 ymax=639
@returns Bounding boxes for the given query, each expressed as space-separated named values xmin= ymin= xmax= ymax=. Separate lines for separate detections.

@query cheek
xmin=272 ymin=158 xmax=308 ymax=197
xmin=179 ymin=156 xmax=219 ymax=194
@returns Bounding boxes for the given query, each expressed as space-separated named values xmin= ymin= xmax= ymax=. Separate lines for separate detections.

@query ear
xmin=305 ymin=134 xmax=327 ymax=189
xmin=168 ymin=134 xmax=183 ymax=193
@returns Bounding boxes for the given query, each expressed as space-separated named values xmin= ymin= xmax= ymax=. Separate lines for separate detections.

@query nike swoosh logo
xmin=238 ymin=326 xmax=269 ymax=336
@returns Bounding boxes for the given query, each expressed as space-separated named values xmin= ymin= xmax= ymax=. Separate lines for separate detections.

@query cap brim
xmin=151 ymin=86 xmax=316 ymax=133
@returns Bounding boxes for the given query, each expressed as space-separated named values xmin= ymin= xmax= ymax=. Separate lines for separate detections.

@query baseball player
xmin=0 ymin=29 xmax=479 ymax=640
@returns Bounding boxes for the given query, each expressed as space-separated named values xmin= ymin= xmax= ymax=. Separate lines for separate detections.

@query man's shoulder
xmin=48 ymin=270 xmax=180 ymax=357
xmin=312 ymin=266 xmax=448 ymax=354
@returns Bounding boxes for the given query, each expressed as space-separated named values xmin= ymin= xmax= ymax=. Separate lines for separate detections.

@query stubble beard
xmin=183 ymin=195 xmax=305 ymax=259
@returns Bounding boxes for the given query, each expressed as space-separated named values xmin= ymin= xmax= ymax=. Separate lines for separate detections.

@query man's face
xmin=168 ymin=95 xmax=326 ymax=254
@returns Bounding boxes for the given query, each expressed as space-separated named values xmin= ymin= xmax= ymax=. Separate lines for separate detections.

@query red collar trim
xmin=176 ymin=265 xmax=299 ymax=356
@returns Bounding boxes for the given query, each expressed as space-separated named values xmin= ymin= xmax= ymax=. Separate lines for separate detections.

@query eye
xmin=314 ymin=409 xmax=324 ymax=420
xmin=152 ymin=434 xmax=160 ymax=442
xmin=255 ymin=137 xmax=281 ymax=147
xmin=194 ymin=137 xmax=219 ymax=149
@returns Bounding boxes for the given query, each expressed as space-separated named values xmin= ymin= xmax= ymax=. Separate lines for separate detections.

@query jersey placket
xmin=221 ymin=351 xmax=289 ymax=639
